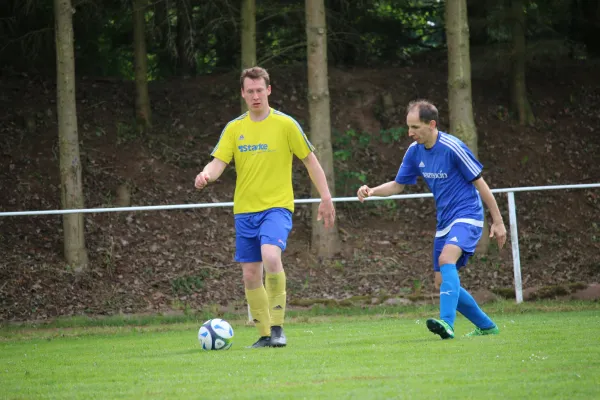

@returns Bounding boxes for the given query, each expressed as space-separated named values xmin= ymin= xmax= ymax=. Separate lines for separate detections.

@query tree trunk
xmin=133 ymin=0 xmax=151 ymax=132
xmin=509 ymin=0 xmax=535 ymax=126
xmin=176 ymin=0 xmax=195 ymax=76
xmin=446 ymin=0 xmax=477 ymax=154
xmin=54 ymin=0 xmax=89 ymax=269
xmin=306 ymin=0 xmax=340 ymax=258
xmin=240 ymin=0 xmax=256 ymax=113
xmin=446 ymin=0 xmax=490 ymax=253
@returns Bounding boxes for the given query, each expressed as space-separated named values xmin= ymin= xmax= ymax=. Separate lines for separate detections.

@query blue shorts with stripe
xmin=234 ymin=208 xmax=292 ymax=263
xmin=432 ymin=223 xmax=482 ymax=272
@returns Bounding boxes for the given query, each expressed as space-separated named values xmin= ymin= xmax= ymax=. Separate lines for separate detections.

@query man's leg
xmin=450 ymin=224 xmax=499 ymax=336
xmin=242 ymin=262 xmax=272 ymax=348
xmin=259 ymin=208 xmax=292 ymax=347
xmin=426 ymin=244 xmax=462 ymax=339
xmin=235 ymin=215 xmax=271 ymax=348
xmin=458 ymin=288 xmax=499 ymax=336
xmin=429 ymin=224 xmax=499 ymax=338
xmin=262 ymin=245 xmax=287 ymax=347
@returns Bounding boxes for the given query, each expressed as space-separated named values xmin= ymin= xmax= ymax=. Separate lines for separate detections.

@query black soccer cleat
xmin=270 ymin=326 xmax=287 ymax=347
xmin=246 ymin=336 xmax=271 ymax=349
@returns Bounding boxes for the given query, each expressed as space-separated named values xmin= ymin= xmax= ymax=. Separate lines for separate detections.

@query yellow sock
xmin=265 ymin=271 xmax=286 ymax=326
xmin=245 ymin=286 xmax=271 ymax=337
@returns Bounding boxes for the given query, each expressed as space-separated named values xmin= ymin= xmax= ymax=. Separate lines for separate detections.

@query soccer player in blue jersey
xmin=357 ymin=100 xmax=507 ymax=339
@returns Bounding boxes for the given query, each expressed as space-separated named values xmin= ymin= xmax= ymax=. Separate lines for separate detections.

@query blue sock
xmin=457 ymin=287 xmax=496 ymax=330
xmin=439 ymin=264 xmax=460 ymax=328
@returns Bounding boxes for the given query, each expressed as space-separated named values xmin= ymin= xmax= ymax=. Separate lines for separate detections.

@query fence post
xmin=507 ymin=192 xmax=523 ymax=303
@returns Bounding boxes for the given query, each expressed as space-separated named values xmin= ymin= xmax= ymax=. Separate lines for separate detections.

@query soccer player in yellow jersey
xmin=194 ymin=67 xmax=336 ymax=348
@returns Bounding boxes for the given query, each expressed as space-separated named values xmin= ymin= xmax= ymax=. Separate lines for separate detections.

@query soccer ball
xmin=198 ymin=318 xmax=234 ymax=350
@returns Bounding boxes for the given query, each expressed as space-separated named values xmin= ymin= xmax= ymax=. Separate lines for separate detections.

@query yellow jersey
xmin=211 ymin=108 xmax=315 ymax=214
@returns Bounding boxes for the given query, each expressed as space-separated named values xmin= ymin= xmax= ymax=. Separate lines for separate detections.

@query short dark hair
xmin=240 ymin=66 xmax=270 ymax=89
xmin=407 ymin=100 xmax=439 ymax=127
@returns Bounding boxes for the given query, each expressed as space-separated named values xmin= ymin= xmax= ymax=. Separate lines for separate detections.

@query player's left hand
xmin=317 ymin=198 xmax=336 ymax=229
xmin=489 ymin=220 xmax=507 ymax=249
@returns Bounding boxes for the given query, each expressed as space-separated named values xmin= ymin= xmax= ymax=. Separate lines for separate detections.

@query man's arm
xmin=301 ymin=152 xmax=332 ymax=200
xmin=195 ymin=158 xmax=228 ymax=189
xmin=472 ymin=177 xmax=507 ymax=249
xmin=301 ymin=152 xmax=335 ymax=228
xmin=357 ymin=181 xmax=405 ymax=202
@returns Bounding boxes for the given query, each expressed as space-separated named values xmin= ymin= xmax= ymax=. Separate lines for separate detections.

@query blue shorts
xmin=234 ymin=208 xmax=293 ymax=263
xmin=432 ymin=223 xmax=482 ymax=272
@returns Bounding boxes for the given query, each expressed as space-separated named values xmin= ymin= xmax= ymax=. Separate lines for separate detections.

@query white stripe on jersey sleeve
xmin=439 ymin=135 xmax=481 ymax=177
xmin=273 ymin=109 xmax=314 ymax=149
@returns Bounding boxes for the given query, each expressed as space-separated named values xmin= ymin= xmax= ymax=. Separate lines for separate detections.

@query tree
xmin=241 ymin=0 xmax=256 ymax=113
xmin=306 ymin=0 xmax=340 ymax=258
xmin=445 ymin=0 xmax=491 ymax=252
xmin=509 ymin=0 xmax=535 ymax=125
xmin=446 ymin=0 xmax=478 ymax=155
xmin=133 ymin=0 xmax=152 ymax=132
xmin=54 ymin=0 xmax=89 ymax=269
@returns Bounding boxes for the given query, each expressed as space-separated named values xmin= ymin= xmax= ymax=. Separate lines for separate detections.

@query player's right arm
xmin=195 ymin=158 xmax=228 ymax=189
xmin=357 ymin=181 xmax=405 ymax=202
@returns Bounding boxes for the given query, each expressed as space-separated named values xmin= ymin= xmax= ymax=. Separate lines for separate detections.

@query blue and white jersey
xmin=395 ymin=131 xmax=484 ymax=237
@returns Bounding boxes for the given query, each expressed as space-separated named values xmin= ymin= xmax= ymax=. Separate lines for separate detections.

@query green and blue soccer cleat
xmin=464 ymin=326 xmax=500 ymax=337
xmin=426 ymin=318 xmax=455 ymax=339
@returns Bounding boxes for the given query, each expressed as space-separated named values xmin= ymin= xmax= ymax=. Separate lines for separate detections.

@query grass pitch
xmin=1 ymin=301 xmax=599 ymax=399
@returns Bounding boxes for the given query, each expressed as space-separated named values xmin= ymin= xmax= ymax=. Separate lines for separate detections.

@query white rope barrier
xmin=1 ymin=183 xmax=598 ymax=217
xmin=1 ymin=182 xmax=599 ymax=304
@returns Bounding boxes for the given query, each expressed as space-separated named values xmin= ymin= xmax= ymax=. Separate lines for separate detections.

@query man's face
xmin=406 ymin=110 xmax=436 ymax=145
xmin=242 ymin=78 xmax=271 ymax=113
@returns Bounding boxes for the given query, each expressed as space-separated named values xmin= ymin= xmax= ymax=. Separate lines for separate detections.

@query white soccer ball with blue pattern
xmin=198 ymin=318 xmax=234 ymax=350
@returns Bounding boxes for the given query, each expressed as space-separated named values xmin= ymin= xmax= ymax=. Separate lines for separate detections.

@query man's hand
xmin=194 ymin=171 xmax=211 ymax=190
xmin=317 ymin=198 xmax=335 ymax=229
xmin=489 ymin=220 xmax=507 ymax=249
xmin=357 ymin=185 xmax=373 ymax=202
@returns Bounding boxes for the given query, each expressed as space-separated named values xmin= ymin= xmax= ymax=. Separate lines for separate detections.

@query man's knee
xmin=438 ymin=254 xmax=456 ymax=267
xmin=242 ymin=263 xmax=263 ymax=287
xmin=438 ymin=244 xmax=463 ymax=266
xmin=261 ymin=244 xmax=283 ymax=273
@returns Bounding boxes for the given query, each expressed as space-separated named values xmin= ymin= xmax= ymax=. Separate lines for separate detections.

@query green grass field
xmin=1 ymin=301 xmax=599 ymax=399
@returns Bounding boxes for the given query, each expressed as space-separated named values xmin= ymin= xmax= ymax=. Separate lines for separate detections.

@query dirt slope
xmin=1 ymin=59 xmax=599 ymax=320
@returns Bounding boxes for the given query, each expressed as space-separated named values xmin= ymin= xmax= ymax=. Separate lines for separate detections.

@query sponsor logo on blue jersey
xmin=238 ymin=143 xmax=269 ymax=153
xmin=423 ymin=170 xmax=448 ymax=179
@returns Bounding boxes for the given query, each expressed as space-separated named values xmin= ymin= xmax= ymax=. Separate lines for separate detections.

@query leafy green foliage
xmin=1 ymin=1 xmax=597 ymax=76
xmin=380 ymin=126 xmax=407 ymax=143
xmin=332 ymin=126 xmax=406 ymax=197
xmin=170 ymin=272 xmax=208 ymax=296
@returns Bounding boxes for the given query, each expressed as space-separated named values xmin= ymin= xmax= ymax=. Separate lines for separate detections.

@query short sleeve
xmin=287 ymin=118 xmax=315 ymax=159
xmin=211 ymin=121 xmax=236 ymax=164
xmin=394 ymin=144 xmax=419 ymax=185
xmin=447 ymin=138 xmax=483 ymax=181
